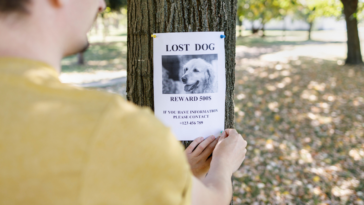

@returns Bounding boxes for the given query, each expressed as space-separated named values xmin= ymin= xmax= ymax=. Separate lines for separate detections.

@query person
xmin=0 ymin=0 xmax=248 ymax=204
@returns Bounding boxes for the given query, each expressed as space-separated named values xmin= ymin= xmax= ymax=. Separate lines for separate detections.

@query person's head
xmin=0 ymin=0 xmax=106 ymax=61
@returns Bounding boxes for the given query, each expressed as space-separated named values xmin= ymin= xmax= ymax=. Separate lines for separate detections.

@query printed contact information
xmin=180 ymin=121 xmax=204 ymax=125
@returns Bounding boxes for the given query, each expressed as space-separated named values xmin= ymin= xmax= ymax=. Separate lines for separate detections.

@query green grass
xmin=60 ymin=30 xmax=349 ymax=74
xmin=236 ymin=30 xmax=347 ymax=47
xmin=61 ymin=42 xmax=127 ymax=73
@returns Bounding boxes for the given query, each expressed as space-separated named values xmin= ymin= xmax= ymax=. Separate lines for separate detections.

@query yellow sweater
xmin=0 ymin=58 xmax=191 ymax=205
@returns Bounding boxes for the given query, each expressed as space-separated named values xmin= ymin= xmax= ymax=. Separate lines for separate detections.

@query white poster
xmin=153 ymin=32 xmax=226 ymax=141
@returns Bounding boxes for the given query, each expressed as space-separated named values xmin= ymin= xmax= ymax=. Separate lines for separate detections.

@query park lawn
xmin=60 ymin=30 xmax=347 ymax=73
xmin=232 ymin=56 xmax=364 ymax=204
xmin=61 ymin=41 xmax=127 ymax=73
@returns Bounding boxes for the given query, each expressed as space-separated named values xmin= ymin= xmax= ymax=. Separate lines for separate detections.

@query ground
xmin=233 ymin=32 xmax=364 ymax=204
xmin=61 ymin=30 xmax=364 ymax=204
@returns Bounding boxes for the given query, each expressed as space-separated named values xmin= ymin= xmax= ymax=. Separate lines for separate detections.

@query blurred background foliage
xmin=238 ymin=0 xmax=347 ymax=38
xmin=106 ymin=0 xmax=127 ymax=11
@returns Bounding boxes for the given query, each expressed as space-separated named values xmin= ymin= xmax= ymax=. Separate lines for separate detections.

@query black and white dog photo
xmin=162 ymin=54 xmax=218 ymax=94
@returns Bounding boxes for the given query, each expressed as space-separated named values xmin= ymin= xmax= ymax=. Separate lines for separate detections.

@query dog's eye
xmin=184 ymin=68 xmax=188 ymax=72
xmin=193 ymin=69 xmax=199 ymax=72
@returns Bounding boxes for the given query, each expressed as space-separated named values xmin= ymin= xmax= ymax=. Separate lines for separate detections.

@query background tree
xmin=341 ymin=0 xmax=363 ymax=65
xmin=275 ymin=0 xmax=298 ymax=37
xmin=259 ymin=0 xmax=281 ymax=37
xmin=77 ymin=0 xmax=127 ymax=65
xmin=127 ymin=0 xmax=238 ymax=149
xmin=236 ymin=10 xmax=244 ymax=37
xmin=294 ymin=1 xmax=316 ymax=40
xmin=77 ymin=53 xmax=85 ymax=65
xmin=237 ymin=0 xmax=285 ymax=37
xmin=237 ymin=0 xmax=264 ymax=34
xmin=295 ymin=0 xmax=342 ymax=40
xmin=106 ymin=0 xmax=127 ymax=11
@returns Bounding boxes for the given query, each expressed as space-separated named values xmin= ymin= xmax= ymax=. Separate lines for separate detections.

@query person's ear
xmin=98 ymin=0 xmax=106 ymax=12
xmin=49 ymin=0 xmax=67 ymax=8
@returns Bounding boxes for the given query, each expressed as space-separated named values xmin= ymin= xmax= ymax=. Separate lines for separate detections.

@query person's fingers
xmin=185 ymin=137 xmax=204 ymax=154
xmin=218 ymin=131 xmax=226 ymax=144
xmin=225 ymin=129 xmax=239 ymax=138
xmin=220 ymin=129 xmax=238 ymax=143
xmin=242 ymin=148 xmax=247 ymax=160
xmin=205 ymin=156 xmax=212 ymax=166
xmin=192 ymin=135 xmax=216 ymax=157
xmin=243 ymin=138 xmax=248 ymax=147
xmin=220 ymin=130 xmax=228 ymax=139
xmin=220 ymin=130 xmax=236 ymax=145
xmin=215 ymin=136 xmax=221 ymax=144
xmin=200 ymin=137 xmax=218 ymax=159
xmin=237 ymin=135 xmax=247 ymax=147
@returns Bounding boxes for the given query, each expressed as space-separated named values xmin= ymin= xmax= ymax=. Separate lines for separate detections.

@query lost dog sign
xmin=153 ymin=32 xmax=226 ymax=141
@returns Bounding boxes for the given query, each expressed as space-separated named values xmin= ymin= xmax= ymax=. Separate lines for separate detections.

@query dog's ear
xmin=206 ymin=69 xmax=211 ymax=80
xmin=206 ymin=64 xmax=214 ymax=83
xmin=203 ymin=64 xmax=215 ymax=93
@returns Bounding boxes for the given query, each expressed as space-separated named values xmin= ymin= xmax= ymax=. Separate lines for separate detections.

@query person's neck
xmin=0 ymin=16 xmax=62 ymax=72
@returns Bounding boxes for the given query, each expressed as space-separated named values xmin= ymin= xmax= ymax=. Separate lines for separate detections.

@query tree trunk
xmin=237 ymin=17 xmax=242 ymax=37
xmin=307 ymin=21 xmax=313 ymax=41
xmin=127 ymin=0 xmax=237 ymax=144
xmin=77 ymin=52 xmax=85 ymax=65
xmin=102 ymin=14 xmax=108 ymax=42
xmin=261 ymin=22 xmax=265 ymax=38
xmin=341 ymin=0 xmax=363 ymax=65
xmin=251 ymin=20 xmax=259 ymax=34
xmin=260 ymin=12 xmax=265 ymax=38
xmin=127 ymin=2 xmax=237 ymax=203
xmin=282 ymin=16 xmax=286 ymax=38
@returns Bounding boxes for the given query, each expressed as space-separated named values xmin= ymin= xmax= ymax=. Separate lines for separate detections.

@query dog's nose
xmin=182 ymin=77 xmax=187 ymax=83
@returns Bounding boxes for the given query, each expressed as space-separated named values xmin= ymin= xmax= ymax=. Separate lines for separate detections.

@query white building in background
xmin=242 ymin=16 xmax=347 ymax=31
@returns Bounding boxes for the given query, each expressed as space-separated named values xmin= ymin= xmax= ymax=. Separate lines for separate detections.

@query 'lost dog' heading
xmin=166 ymin=44 xmax=215 ymax=52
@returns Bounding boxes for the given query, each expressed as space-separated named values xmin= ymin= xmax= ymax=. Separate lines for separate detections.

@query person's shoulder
xmin=98 ymin=93 xmax=176 ymax=146
xmin=58 ymin=83 xmax=119 ymax=105
xmin=53 ymin=83 xmax=128 ymax=115
xmin=67 ymin=87 xmax=186 ymax=163
xmin=57 ymin=84 xmax=168 ymax=140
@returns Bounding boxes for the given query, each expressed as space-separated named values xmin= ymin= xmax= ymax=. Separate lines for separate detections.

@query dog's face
xmin=181 ymin=59 xmax=213 ymax=93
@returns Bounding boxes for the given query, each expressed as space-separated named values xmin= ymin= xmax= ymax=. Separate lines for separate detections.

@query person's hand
xmin=211 ymin=129 xmax=247 ymax=175
xmin=185 ymin=136 xmax=219 ymax=180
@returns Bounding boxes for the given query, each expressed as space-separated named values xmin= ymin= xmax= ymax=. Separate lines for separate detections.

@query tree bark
xmin=307 ymin=21 xmax=313 ymax=41
xmin=127 ymin=0 xmax=237 ymax=146
xmin=127 ymin=3 xmax=237 ymax=203
xmin=341 ymin=0 xmax=363 ymax=65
